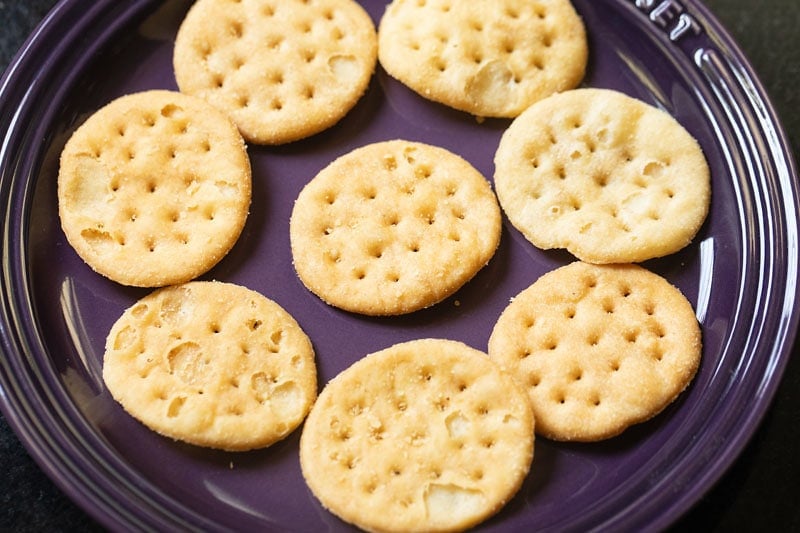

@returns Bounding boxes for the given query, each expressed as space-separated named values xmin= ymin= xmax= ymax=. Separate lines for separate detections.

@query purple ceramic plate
xmin=1 ymin=0 xmax=798 ymax=531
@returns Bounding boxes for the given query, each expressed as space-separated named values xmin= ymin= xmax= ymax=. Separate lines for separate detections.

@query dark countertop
xmin=1 ymin=0 xmax=798 ymax=531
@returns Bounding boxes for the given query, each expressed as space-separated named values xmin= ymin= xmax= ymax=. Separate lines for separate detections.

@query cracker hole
xmin=229 ymin=20 xmax=244 ymax=38
xmin=625 ymin=330 xmax=639 ymax=343
xmin=415 ymin=164 xmax=433 ymax=179
xmin=530 ymin=374 xmax=540 ymax=387
xmin=610 ymin=360 xmax=621 ymax=372
xmin=519 ymin=348 xmax=531 ymax=359
xmin=266 ymin=34 xmax=283 ymax=50
xmin=302 ymin=48 xmax=317 ymax=63
xmin=535 ymin=5 xmax=547 ymax=19
xmin=383 ymin=155 xmax=397 ymax=171
xmin=167 ymin=396 xmax=186 ymax=418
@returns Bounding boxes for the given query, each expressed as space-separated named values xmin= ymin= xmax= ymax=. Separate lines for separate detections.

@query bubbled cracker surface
xmin=102 ymin=281 xmax=317 ymax=451
xmin=494 ymin=88 xmax=711 ymax=264
xmin=173 ymin=0 xmax=377 ymax=144
xmin=378 ymin=0 xmax=587 ymax=117
xmin=289 ymin=140 xmax=502 ymax=315
xmin=299 ymin=339 xmax=534 ymax=532
xmin=488 ymin=262 xmax=702 ymax=442
xmin=57 ymin=90 xmax=251 ymax=287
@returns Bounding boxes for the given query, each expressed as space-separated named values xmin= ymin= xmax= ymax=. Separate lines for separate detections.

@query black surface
xmin=1 ymin=0 xmax=798 ymax=531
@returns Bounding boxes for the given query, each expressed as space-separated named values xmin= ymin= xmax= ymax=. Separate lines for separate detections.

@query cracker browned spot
xmin=488 ymin=262 xmax=702 ymax=441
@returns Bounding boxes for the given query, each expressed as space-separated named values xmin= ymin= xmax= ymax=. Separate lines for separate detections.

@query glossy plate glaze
xmin=1 ymin=0 xmax=797 ymax=531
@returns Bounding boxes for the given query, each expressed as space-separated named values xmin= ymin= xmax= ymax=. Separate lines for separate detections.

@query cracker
xmin=289 ymin=140 xmax=502 ymax=316
xmin=58 ymin=90 xmax=251 ymax=287
xmin=377 ymin=0 xmax=587 ymax=118
xmin=173 ymin=0 xmax=377 ymax=144
xmin=488 ymin=262 xmax=702 ymax=442
xmin=300 ymin=338 xmax=534 ymax=532
xmin=102 ymin=281 xmax=317 ymax=451
xmin=493 ymin=88 xmax=711 ymax=264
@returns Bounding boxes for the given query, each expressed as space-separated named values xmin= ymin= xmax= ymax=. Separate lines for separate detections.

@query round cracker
xmin=300 ymin=338 xmax=534 ymax=532
xmin=58 ymin=90 xmax=251 ymax=287
xmin=378 ymin=0 xmax=587 ymax=117
xmin=102 ymin=281 xmax=317 ymax=451
xmin=493 ymin=88 xmax=711 ymax=264
xmin=289 ymin=140 xmax=502 ymax=315
xmin=488 ymin=262 xmax=702 ymax=442
xmin=173 ymin=0 xmax=377 ymax=144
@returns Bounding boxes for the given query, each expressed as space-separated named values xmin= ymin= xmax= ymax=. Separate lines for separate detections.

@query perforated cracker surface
xmin=493 ymin=88 xmax=711 ymax=264
xmin=289 ymin=140 xmax=502 ymax=315
xmin=58 ymin=90 xmax=251 ymax=287
xmin=102 ymin=281 xmax=317 ymax=451
xmin=300 ymin=338 xmax=534 ymax=532
xmin=488 ymin=262 xmax=702 ymax=441
xmin=173 ymin=0 xmax=377 ymax=144
xmin=378 ymin=0 xmax=587 ymax=117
